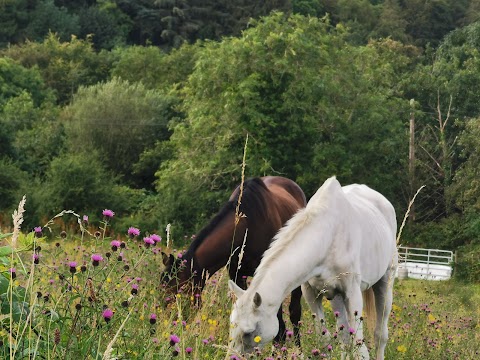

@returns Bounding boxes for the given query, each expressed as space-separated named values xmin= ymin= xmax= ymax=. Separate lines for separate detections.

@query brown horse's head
xmin=160 ymin=252 xmax=204 ymax=306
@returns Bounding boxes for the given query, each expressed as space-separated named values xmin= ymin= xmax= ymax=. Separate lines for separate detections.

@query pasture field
xmin=1 ymin=218 xmax=479 ymax=359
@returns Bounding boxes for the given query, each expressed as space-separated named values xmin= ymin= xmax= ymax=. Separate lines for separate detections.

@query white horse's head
xmin=228 ymin=280 xmax=279 ymax=355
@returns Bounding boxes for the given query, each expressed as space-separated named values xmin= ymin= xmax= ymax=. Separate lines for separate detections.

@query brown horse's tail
xmin=362 ymin=288 xmax=376 ymax=337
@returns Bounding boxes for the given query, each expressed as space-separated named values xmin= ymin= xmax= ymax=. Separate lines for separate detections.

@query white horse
xmin=228 ymin=176 xmax=398 ymax=360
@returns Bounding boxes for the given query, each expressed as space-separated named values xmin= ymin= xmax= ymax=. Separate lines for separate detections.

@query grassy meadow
xmin=1 ymin=210 xmax=479 ymax=359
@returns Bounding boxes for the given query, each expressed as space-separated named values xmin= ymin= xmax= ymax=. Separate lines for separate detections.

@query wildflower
xmin=253 ymin=335 xmax=261 ymax=343
xmin=34 ymin=226 xmax=43 ymax=238
xmin=172 ymin=347 xmax=180 ymax=356
xmin=151 ymin=234 xmax=161 ymax=243
xmin=185 ymin=346 xmax=193 ymax=354
xmin=68 ymin=261 xmax=77 ymax=274
xmin=169 ymin=334 xmax=180 ymax=346
xmin=348 ymin=327 xmax=356 ymax=335
xmin=102 ymin=308 xmax=113 ymax=323
xmin=131 ymin=283 xmax=139 ymax=295
xmin=311 ymin=349 xmax=321 ymax=356
xmin=80 ymin=265 xmax=87 ymax=272
xmin=9 ymin=268 xmax=16 ymax=279
xmin=121 ymin=300 xmax=129 ymax=307
xmin=143 ymin=236 xmax=154 ymax=247
xmin=397 ymin=344 xmax=407 ymax=353
xmin=286 ymin=330 xmax=294 ymax=338
xmin=102 ymin=209 xmax=115 ymax=218
xmin=91 ymin=254 xmax=103 ymax=266
xmin=75 ymin=303 xmax=82 ymax=311
xmin=334 ymin=311 xmax=340 ymax=317
xmin=327 ymin=344 xmax=333 ymax=351
xmin=33 ymin=253 xmax=40 ymax=264
xmin=82 ymin=215 xmax=89 ymax=223
xmin=128 ymin=227 xmax=140 ymax=238
xmin=149 ymin=313 xmax=157 ymax=324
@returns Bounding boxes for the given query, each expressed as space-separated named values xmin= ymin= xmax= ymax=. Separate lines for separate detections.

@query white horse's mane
xmin=253 ymin=177 xmax=341 ymax=283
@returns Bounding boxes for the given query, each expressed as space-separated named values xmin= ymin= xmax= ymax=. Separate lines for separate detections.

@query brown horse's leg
xmin=289 ymin=286 xmax=302 ymax=347
xmin=274 ymin=306 xmax=287 ymax=344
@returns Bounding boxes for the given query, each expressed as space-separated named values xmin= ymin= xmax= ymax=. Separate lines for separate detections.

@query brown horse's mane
xmin=185 ymin=177 xmax=271 ymax=258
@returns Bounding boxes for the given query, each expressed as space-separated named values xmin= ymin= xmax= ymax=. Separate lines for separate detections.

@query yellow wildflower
xmin=254 ymin=336 xmax=261 ymax=343
xmin=397 ymin=345 xmax=407 ymax=353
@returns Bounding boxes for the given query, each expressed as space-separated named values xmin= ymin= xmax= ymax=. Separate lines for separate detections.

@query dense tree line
xmin=1 ymin=1 xmax=480 ymax=272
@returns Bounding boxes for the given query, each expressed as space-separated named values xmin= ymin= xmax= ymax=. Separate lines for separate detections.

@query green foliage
xmin=111 ymin=43 xmax=199 ymax=90
xmin=455 ymin=243 xmax=480 ymax=282
xmin=25 ymin=0 xmax=81 ymax=42
xmin=37 ymin=151 xmax=142 ymax=219
xmin=449 ymin=117 xmax=480 ymax=213
xmin=77 ymin=4 xmax=131 ymax=50
xmin=0 ymin=57 xmax=50 ymax=107
xmin=0 ymin=91 xmax=63 ymax=178
xmin=2 ymin=33 xmax=112 ymax=104
xmin=64 ymin=78 xmax=175 ymax=185
xmin=155 ymin=13 xmax=412 ymax=232
xmin=0 ymin=158 xmax=27 ymax=212
xmin=0 ymin=0 xmax=29 ymax=47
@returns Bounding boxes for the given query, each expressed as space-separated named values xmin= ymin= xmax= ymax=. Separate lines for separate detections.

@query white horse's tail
xmin=362 ymin=288 xmax=376 ymax=337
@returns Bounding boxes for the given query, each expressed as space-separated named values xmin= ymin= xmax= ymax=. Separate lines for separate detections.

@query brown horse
xmin=161 ymin=176 xmax=306 ymax=345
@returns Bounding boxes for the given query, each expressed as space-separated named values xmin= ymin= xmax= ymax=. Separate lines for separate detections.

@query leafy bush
xmin=36 ymin=151 xmax=142 ymax=224
xmin=455 ymin=243 xmax=480 ymax=282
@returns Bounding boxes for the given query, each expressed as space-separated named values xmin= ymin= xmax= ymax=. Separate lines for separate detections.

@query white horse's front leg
xmin=344 ymin=286 xmax=369 ymax=360
xmin=301 ymin=282 xmax=329 ymax=336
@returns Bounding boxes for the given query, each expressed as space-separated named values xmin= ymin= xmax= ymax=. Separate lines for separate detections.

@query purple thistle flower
xmin=327 ymin=344 xmax=333 ymax=351
xmin=102 ymin=209 xmax=115 ymax=218
xmin=68 ymin=261 xmax=77 ymax=273
xmin=82 ymin=215 xmax=89 ymax=223
xmin=131 ymin=283 xmax=139 ymax=295
xmin=102 ymin=308 xmax=113 ymax=323
xmin=34 ymin=226 xmax=43 ymax=238
xmin=151 ymin=234 xmax=161 ymax=243
xmin=143 ymin=237 xmax=154 ymax=247
xmin=348 ymin=327 xmax=356 ymax=335
xmin=127 ymin=227 xmax=140 ymax=238
xmin=185 ymin=347 xmax=193 ymax=354
xmin=110 ymin=240 xmax=121 ymax=251
xmin=334 ymin=311 xmax=340 ymax=317
xmin=9 ymin=268 xmax=16 ymax=279
xmin=169 ymin=334 xmax=180 ymax=346
xmin=149 ymin=313 xmax=157 ymax=324
xmin=91 ymin=254 xmax=103 ymax=266
xmin=33 ymin=253 xmax=40 ymax=264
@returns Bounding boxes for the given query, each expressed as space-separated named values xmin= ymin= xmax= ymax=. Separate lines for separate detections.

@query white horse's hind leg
xmin=372 ymin=272 xmax=394 ymax=360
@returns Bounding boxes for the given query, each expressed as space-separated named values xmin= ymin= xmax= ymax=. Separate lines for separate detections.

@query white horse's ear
xmin=228 ymin=280 xmax=245 ymax=298
xmin=253 ymin=292 xmax=262 ymax=308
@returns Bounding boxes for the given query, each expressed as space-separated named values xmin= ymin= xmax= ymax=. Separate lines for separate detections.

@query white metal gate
xmin=397 ymin=246 xmax=454 ymax=280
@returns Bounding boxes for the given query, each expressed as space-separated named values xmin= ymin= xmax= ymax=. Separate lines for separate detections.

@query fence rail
xmin=397 ymin=246 xmax=454 ymax=280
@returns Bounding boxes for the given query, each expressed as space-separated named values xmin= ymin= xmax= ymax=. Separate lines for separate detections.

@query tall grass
xmin=1 ymin=199 xmax=479 ymax=359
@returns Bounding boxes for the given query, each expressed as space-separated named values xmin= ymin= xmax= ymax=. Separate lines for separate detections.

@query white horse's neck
xmin=248 ymin=177 xmax=344 ymax=311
